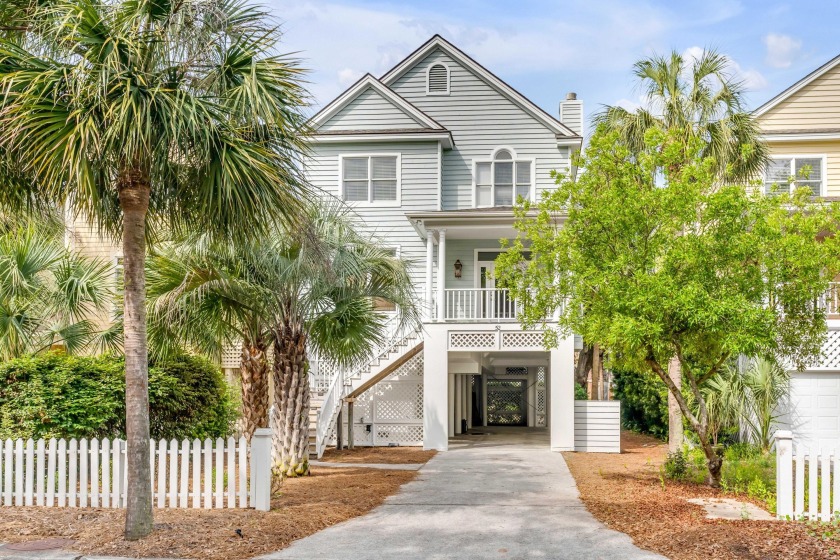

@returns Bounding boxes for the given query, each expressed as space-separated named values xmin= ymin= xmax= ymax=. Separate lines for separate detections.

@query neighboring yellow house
xmin=755 ymin=54 xmax=840 ymax=452
xmin=755 ymin=54 xmax=840 ymax=198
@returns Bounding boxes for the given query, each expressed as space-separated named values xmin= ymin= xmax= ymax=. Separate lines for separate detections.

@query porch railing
xmin=821 ymin=282 xmax=840 ymax=317
xmin=443 ymin=288 xmax=521 ymax=321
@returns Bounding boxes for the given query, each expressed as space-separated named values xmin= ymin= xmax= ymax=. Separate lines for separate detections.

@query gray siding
xmin=319 ymin=87 xmax=423 ymax=132
xmin=389 ymin=48 xmax=571 ymax=210
xmin=305 ymin=141 xmax=439 ymax=298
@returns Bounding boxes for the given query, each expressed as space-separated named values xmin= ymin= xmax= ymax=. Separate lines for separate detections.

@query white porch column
xmin=447 ymin=373 xmax=455 ymax=438
xmin=454 ymin=374 xmax=463 ymax=434
xmin=436 ymin=229 xmax=446 ymax=322
xmin=423 ymin=325 xmax=449 ymax=451
xmin=550 ymin=334 xmax=576 ymax=451
xmin=466 ymin=376 xmax=473 ymax=429
xmin=425 ymin=230 xmax=435 ymax=321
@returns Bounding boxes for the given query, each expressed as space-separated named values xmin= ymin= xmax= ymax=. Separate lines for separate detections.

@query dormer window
xmin=427 ymin=63 xmax=449 ymax=95
xmin=474 ymin=148 xmax=533 ymax=207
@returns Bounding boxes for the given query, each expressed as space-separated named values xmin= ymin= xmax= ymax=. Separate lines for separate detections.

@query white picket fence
xmin=775 ymin=430 xmax=840 ymax=521
xmin=0 ymin=428 xmax=271 ymax=511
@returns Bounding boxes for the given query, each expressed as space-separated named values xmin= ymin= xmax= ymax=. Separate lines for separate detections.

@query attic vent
xmin=427 ymin=63 xmax=449 ymax=95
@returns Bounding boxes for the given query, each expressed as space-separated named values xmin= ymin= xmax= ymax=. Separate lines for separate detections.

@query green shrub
xmin=663 ymin=450 xmax=689 ymax=480
xmin=613 ymin=368 xmax=669 ymax=439
xmin=0 ymin=352 xmax=235 ymax=441
xmin=574 ymin=382 xmax=587 ymax=400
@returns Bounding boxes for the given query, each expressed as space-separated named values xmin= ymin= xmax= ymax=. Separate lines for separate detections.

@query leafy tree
xmin=0 ymin=0 xmax=309 ymax=537
xmin=146 ymin=202 xmax=420 ymax=478
xmin=594 ymin=48 xmax=769 ymax=448
xmin=0 ymin=219 xmax=116 ymax=359
xmin=497 ymin=127 xmax=840 ymax=486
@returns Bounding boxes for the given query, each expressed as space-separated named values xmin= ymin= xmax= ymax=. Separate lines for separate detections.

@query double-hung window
xmin=764 ymin=156 xmax=824 ymax=196
xmin=341 ymin=155 xmax=400 ymax=204
xmin=475 ymin=149 xmax=533 ymax=207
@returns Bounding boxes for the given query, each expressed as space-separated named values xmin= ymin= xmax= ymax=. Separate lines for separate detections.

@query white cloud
xmin=682 ymin=46 xmax=767 ymax=92
xmin=271 ymin=0 xmax=726 ymax=109
xmin=763 ymin=33 xmax=802 ymax=68
xmin=337 ymin=68 xmax=363 ymax=87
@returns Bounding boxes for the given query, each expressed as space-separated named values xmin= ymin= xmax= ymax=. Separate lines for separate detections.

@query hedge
xmin=0 ymin=353 xmax=236 ymax=441
xmin=612 ymin=368 xmax=669 ymax=439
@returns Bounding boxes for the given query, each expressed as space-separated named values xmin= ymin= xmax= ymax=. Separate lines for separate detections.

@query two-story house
xmin=303 ymin=35 xmax=623 ymax=456
xmin=755 ymin=54 xmax=840 ymax=451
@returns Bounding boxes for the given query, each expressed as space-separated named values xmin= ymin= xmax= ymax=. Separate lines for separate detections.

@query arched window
xmin=427 ymin=63 xmax=449 ymax=95
xmin=475 ymin=149 xmax=532 ymax=207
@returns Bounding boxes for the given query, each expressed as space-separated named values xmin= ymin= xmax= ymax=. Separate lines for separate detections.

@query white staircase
xmin=312 ymin=319 xmax=422 ymax=458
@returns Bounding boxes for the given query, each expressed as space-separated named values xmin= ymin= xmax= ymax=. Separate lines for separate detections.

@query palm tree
xmin=0 ymin=218 xmax=116 ymax=359
xmin=594 ymin=49 xmax=769 ymax=450
xmin=595 ymin=49 xmax=768 ymax=182
xmin=264 ymin=203 xmax=419 ymax=478
xmin=146 ymin=202 xmax=420 ymax=478
xmin=146 ymin=235 xmax=274 ymax=441
xmin=0 ymin=0 xmax=309 ymax=538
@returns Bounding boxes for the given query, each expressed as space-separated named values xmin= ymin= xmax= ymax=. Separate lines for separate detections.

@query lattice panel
xmin=333 ymin=352 xmax=424 ymax=447
xmin=536 ymin=365 xmax=546 ymax=427
xmin=486 ymin=381 xmax=527 ymax=426
xmin=374 ymin=382 xmax=423 ymax=421
xmin=506 ymin=367 xmax=527 ymax=376
xmin=221 ymin=342 xmax=240 ymax=368
xmin=501 ymin=331 xmax=544 ymax=350
xmin=385 ymin=351 xmax=423 ymax=381
xmin=821 ymin=330 xmax=840 ymax=369
xmin=374 ymin=424 xmax=423 ymax=446
xmin=449 ymin=331 xmax=497 ymax=350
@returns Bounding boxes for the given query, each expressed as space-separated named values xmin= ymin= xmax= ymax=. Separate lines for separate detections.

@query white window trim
xmin=471 ymin=147 xmax=535 ymax=208
xmin=764 ymin=154 xmax=827 ymax=197
xmin=426 ymin=62 xmax=450 ymax=96
xmin=338 ymin=153 xmax=402 ymax=207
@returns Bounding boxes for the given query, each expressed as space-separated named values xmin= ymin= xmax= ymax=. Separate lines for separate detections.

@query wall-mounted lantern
xmin=454 ymin=259 xmax=462 ymax=279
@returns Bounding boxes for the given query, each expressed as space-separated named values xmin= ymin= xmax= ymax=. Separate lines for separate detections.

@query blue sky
xmin=268 ymin=0 xmax=840 ymax=129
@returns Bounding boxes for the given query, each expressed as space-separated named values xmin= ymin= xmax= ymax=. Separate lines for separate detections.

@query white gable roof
xmin=755 ymin=53 xmax=840 ymax=117
xmin=380 ymin=35 xmax=580 ymax=139
xmin=310 ymin=73 xmax=445 ymax=131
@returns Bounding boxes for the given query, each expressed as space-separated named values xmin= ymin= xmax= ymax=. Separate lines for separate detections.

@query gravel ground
xmin=0 ymin=467 xmax=416 ymax=559
xmin=563 ymin=431 xmax=839 ymax=560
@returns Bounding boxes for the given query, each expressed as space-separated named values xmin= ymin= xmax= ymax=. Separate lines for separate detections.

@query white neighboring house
xmin=284 ymin=35 xmax=623 ymax=455
xmin=754 ymin=53 xmax=840 ymax=452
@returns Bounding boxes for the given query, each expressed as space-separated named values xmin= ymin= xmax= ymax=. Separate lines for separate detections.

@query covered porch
xmin=407 ymin=208 xmax=548 ymax=323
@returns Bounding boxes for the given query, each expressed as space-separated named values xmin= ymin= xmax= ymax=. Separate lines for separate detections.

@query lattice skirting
xmin=331 ymin=352 xmax=424 ymax=447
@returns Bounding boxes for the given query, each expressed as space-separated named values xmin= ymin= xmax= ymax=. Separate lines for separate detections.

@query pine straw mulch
xmin=0 ymin=466 xmax=415 ymax=559
xmin=563 ymin=431 xmax=838 ymax=560
xmin=320 ymin=446 xmax=436 ymax=464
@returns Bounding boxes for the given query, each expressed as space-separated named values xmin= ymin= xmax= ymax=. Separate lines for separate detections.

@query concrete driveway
xmin=260 ymin=427 xmax=666 ymax=560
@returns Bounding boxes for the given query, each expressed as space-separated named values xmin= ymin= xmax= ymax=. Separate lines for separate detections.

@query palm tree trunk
xmin=240 ymin=339 xmax=270 ymax=440
xmin=271 ymin=321 xmax=310 ymax=478
xmin=119 ymin=171 xmax=153 ymax=540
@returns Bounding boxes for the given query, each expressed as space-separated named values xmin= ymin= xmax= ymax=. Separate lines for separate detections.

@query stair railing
xmin=314 ymin=315 xmax=422 ymax=457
